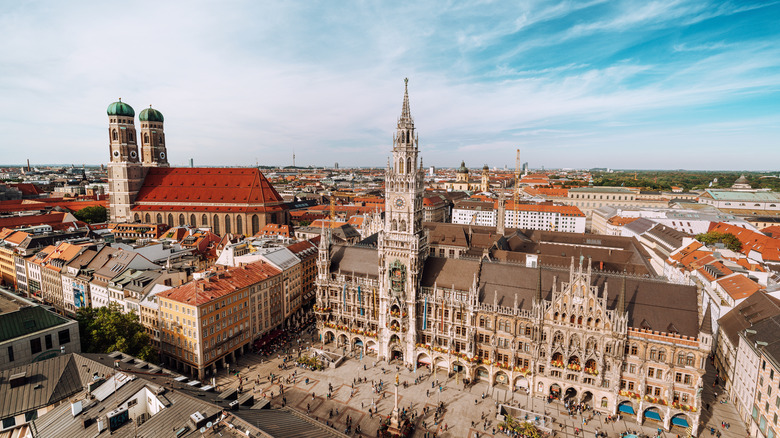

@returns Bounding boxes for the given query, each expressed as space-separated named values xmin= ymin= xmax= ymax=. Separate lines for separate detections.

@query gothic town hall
xmin=315 ymin=79 xmax=711 ymax=435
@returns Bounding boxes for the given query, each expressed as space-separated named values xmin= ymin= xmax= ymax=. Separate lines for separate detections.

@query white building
xmin=452 ymin=199 xmax=585 ymax=233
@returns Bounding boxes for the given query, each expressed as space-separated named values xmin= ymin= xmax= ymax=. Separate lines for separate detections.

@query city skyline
xmin=1 ymin=1 xmax=779 ymax=170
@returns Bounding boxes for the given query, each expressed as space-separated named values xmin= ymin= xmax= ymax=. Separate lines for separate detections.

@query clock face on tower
xmin=394 ymin=197 xmax=405 ymax=208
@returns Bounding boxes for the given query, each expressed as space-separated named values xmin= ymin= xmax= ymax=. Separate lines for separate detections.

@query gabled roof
xmin=159 ymin=261 xmax=282 ymax=306
xmin=0 ymin=354 xmax=86 ymax=419
xmin=716 ymin=273 xmax=762 ymax=301
xmin=134 ymin=167 xmax=284 ymax=207
xmin=718 ymin=292 xmax=780 ymax=347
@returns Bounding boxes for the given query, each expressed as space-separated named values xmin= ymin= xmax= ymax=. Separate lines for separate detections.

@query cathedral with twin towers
xmin=314 ymin=79 xmax=710 ymax=435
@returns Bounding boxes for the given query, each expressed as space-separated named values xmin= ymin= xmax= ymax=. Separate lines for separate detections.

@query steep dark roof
xmin=420 ymin=257 xmax=481 ymax=291
xmin=0 ymin=354 xmax=86 ymax=419
xmin=718 ymin=292 xmax=780 ymax=347
xmin=478 ymin=262 xmax=700 ymax=337
xmin=329 ymin=245 xmax=378 ymax=279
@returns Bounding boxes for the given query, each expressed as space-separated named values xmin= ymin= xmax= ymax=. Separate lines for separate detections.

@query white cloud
xmin=0 ymin=1 xmax=778 ymax=170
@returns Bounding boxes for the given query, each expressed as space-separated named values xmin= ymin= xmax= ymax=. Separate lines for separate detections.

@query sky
xmin=1 ymin=1 xmax=779 ymax=170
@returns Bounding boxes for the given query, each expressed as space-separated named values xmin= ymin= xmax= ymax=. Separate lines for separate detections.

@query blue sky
xmin=0 ymin=1 xmax=779 ymax=170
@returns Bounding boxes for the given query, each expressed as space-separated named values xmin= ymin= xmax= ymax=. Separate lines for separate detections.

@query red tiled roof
xmin=716 ymin=274 xmax=762 ymax=300
xmin=607 ymin=216 xmax=639 ymax=226
xmin=709 ymin=222 xmax=780 ymax=262
xmin=3 ymin=231 xmax=29 ymax=245
xmin=159 ymin=261 xmax=282 ymax=306
xmin=7 ymin=183 xmax=45 ymax=196
xmin=257 ymin=224 xmax=292 ymax=238
xmin=0 ymin=198 xmax=107 ymax=214
xmin=133 ymin=167 xmax=284 ymax=207
xmin=0 ymin=212 xmax=74 ymax=229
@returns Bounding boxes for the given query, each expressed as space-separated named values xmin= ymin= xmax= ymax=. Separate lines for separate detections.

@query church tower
xmin=377 ymin=79 xmax=428 ymax=364
xmin=139 ymin=106 xmax=169 ymax=167
xmin=481 ymin=164 xmax=489 ymax=192
xmin=107 ymin=99 xmax=145 ymax=223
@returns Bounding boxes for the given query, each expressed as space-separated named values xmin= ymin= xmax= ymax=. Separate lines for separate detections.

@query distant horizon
xmin=1 ymin=2 xmax=778 ymax=170
xmin=2 ymin=163 xmax=780 ymax=174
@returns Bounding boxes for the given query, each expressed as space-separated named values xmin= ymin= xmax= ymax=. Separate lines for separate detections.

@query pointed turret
xmin=534 ymin=262 xmax=543 ymax=304
xmin=617 ymin=274 xmax=627 ymax=315
xmin=700 ymin=302 xmax=713 ymax=335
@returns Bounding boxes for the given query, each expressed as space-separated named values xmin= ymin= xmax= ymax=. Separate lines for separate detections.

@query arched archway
xmin=643 ymin=407 xmax=663 ymax=424
xmin=514 ymin=376 xmax=529 ymax=390
xmin=617 ymin=401 xmax=635 ymax=416
xmin=352 ymin=337 xmax=364 ymax=353
xmin=549 ymin=383 xmax=561 ymax=399
xmin=452 ymin=360 xmax=466 ymax=375
xmin=600 ymin=397 xmax=609 ymax=409
xmin=416 ymin=352 xmax=431 ymax=369
xmin=494 ymin=371 xmax=509 ymax=387
xmin=564 ymin=387 xmax=577 ymax=401
xmin=670 ymin=413 xmax=690 ymax=430
xmin=365 ymin=340 xmax=378 ymax=356
xmin=322 ymin=330 xmax=335 ymax=344
xmin=337 ymin=334 xmax=348 ymax=348
xmin=474 ymin=366 xmax=489 ymax=382
xmin=433 ymin=356 xmax=447 ymax=372
xmin=581 ymin=391 xmax=593 ymax=406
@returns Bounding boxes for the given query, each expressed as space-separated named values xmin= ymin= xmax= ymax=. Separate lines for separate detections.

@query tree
xmin=73 ymin=205 xmax=107 ymax=224
xmin=76 ymin=302 xmax=156 ymax=362
xmin=694 ymin=231 xmax=742 ymax=252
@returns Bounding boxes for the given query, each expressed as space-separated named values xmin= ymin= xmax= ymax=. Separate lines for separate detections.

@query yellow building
xmin=158 ymin=261 xmax=282 ymax=379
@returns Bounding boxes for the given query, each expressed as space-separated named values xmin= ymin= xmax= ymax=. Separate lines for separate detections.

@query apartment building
xmin=157 ymin=261 xmax=280 ymax=379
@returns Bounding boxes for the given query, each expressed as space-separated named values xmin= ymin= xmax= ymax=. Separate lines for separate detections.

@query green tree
xmin=73 ymin=205 xmax=107 ymax=224
xmin=694 ymin=231 xmax=742 ymax=252
xmin=76 ymin=302 xmax=156 ymax=362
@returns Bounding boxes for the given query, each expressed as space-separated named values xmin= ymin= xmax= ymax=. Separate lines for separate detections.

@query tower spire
xmin=399 ymin=78 xmax=412 ymax=127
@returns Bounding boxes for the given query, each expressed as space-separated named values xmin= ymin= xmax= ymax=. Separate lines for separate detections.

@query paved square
xmin=212 ymin=332 xmax=747 ymax=437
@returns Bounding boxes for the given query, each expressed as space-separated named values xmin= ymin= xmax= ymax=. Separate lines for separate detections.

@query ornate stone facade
xmin=315 ymin=80 xmax=711 ymax=435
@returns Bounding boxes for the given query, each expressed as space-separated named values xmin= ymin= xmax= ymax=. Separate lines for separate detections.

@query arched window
xmin=201 ymin=214 xmax=208 ymax=226
xmin=251 ymin=214 xmax=259 ymax=235
xmin=406 ymin=130 xmax=410 ymax=143
xmin=400 ymin=220 xmax=406 ymax=232
xmin=677 ymin=352 xmax=685 ymax=365
xmin=156 ymin=213 xmax=162 ymax=224
xmin=190 ymin=214 xmax=196 ymax=225
xmin=391 ymin=220 xmax=397 ymax=231
xmin=133 ymin=213 xmax=140 ymax=222
xmin=399 ymin=159 xmax=404 ymax=174
xmin=145 ymin=213 xmax=151 ymax=223
xmin=658 ymin=349 xmax=666 ymax=362
xmin=650 ymin=348 xmax=657 ymax=360
xmin=236 ymin=215 xmax=243 ymax=235
xmin=213 ymin=215 xmax=220 ymax=234
xmin=178 ymin=214 xmax=185 ymax=226
xmin=225 ymin=215 xmax=231 ymax=234
xmin=144 ymin=133 xmax=149 ymax=144
xmin=686 ymin=354 xmax=694 ymax=366
xmin=167 ymin=213 xmax=173 ymax=226
xmin=112 ymin=130 xmax=117 ymax=141
xmin=407 ymin=157 xmax=412 ymax=174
